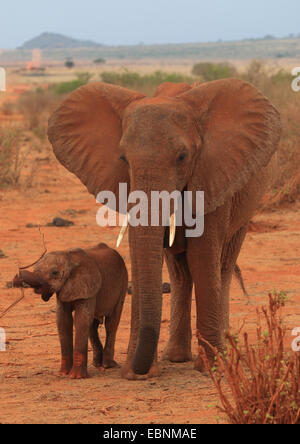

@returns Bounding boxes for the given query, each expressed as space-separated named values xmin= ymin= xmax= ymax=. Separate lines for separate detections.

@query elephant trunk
xmin=130 ymin=224 xmax=165 ymax=375
xmin=13 ymin=270 xmax=54 ymax=302
xmin=13 ymin=270 xmax=44 ymax=288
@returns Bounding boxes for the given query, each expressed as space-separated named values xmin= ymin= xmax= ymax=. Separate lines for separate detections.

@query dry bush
xmin=198 ymin=293 xmax=300 ymax=424
xmin=263 ymin=81 xmax=300 ymax=208
xmin=1 ymin=101 xmax=16 ymax=116
xmin=241 ymin=61 xmax=300 ymax=208
xmin=0 ymin=126 xmax=25 ymax=187
xmin=17 ymin=88 xmax=60 ymax=134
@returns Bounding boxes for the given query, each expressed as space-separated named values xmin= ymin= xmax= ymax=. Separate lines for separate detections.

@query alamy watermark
xmin=0 ymin=328 xmax=6 ymax=351
xmin=96 ymin=183 xmax=204 ymax=239
xmin=292 ymin=327 xmax=300 ymax=352
xmin=291 ymin=67 xmax=300 ymax=92
xmin=0 ymin=67 xmax=6 ymax=92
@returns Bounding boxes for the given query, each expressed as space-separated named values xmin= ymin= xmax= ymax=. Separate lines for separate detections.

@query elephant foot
xmin=69 ymin=365 xmax=88 ymax=379
xmin=194 ymin=352 xmax=215 ymax=374
xmin=58 ymin=356 xmax=73 ymax=376
xmin=121 ymin=360 xmax=160 ymax=380
xmin=69 ymin=351 xmax=88 ymax=379
xmin=162 ymin=343 xmax=192 ymax=363
xmin=103 ymin=359 xmax=120 ymax=369
xmin=92 ymin=355 xmax=103 ymax=369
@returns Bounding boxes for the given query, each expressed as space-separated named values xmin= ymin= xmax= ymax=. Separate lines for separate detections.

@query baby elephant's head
xmin=14 ymin=249 xmax=102 ymax=303
xmin=32 ymin=252 xmax=75 ymax=301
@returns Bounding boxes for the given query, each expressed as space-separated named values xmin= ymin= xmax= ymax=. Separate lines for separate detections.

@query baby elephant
xmin=14 ymin=243 xmax=128 ymax=379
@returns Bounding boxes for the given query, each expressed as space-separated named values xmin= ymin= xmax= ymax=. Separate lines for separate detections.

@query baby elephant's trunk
xmin=13 ymin=270 xmax=42 ymax=288
xmin=13 ymin=270 xmax=54 ymax=302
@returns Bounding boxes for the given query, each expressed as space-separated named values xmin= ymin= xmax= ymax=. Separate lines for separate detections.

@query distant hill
xmin=1 ymin=34 xmax=299 ymax=64
xmin=19 ymin=32 xmax=103 ymax=49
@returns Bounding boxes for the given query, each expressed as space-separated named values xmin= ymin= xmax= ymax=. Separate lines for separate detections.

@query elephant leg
xmin=70 ymin=298 xmax=95 ymax=379
xmin=221 ymin=224 xmax=249 ymax=334
xmin=103 ymin=293 xmax=125 ymax=369
xmin=162 ymin=250 xmax=193 ymax=362
xmin=89 ymin=319 xmax=104 ymax=368
xmin=56 ymin=300 xmax=73 ymax=376
xmin=187 ymin=237 xmax=223 ymax=372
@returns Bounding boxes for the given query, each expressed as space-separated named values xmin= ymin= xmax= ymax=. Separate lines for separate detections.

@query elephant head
xmin=13 ymin=249 xmax=102 ymax=302
xmin=47 ymin=80 xmax=281 ymax=375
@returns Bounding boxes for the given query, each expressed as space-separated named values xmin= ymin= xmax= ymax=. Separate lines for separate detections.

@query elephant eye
xmin=177 ymin=152 xmax=187 ymax=164
xmin=51 ymin=270 xmax=60 ymax=278
xmin=120 ymin=154 xmax=129 ymax=165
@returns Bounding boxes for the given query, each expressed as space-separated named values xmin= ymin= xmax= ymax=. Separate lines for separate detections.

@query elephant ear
xmin=179 ymin=79 xmax=281 ymax=214
xmin=48 ymin=82 xmax=145 ymax=212
xmin=58 ymin=250 xmax=102 ymax=302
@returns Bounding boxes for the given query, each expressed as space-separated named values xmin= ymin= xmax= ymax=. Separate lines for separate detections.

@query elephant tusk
xmin=116 ymin=213 xmax=130 ymax=248
xmin=169 ymin=213 xmax=176 ymax=247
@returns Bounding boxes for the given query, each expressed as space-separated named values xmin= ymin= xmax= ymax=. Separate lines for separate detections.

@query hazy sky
xmin=1 ymin=0 xmax=299 ymax=48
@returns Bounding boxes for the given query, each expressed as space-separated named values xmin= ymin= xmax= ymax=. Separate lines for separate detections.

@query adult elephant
xmin=48 ymin=79 xmax=281 ymax=379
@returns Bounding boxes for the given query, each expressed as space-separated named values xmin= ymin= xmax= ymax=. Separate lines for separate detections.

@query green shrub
xmin=65 ymin=58 xmax=74 ymax=69
xmin=51 ymin=72 xmax=93 ymax=95
xmin=94 ymin=58 xmax=106 ymax=64
xmin=271 ymin=69 xmax=293 ymax=86
xmin=100 ymin=69 xmax=194 ymax=95
xmin=192 ymin=62 xmax=237 ymax=81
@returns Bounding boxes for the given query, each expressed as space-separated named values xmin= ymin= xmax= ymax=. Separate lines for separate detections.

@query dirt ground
xmin=0 ymin=83 xmax=299 ymax=425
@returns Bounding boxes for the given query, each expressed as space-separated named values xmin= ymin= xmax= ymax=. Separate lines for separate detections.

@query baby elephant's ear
xmin=179 ymin=79 xmax=281 ymax=214
xmin=58 ymin=250 xmax=102 ymax=302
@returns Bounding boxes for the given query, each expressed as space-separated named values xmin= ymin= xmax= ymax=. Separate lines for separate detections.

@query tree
xmin=94 ymin=58 xmax=106 ymax=65
xmin=65 ymin=58 xmax=74 ymax=69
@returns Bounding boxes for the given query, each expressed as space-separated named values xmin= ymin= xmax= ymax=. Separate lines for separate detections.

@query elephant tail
xmin=234 ymin=264 xmax=249 ymax=299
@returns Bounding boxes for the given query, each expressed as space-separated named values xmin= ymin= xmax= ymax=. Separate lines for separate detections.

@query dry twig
xmin=0 ymin=228 xmax=47 ymax=320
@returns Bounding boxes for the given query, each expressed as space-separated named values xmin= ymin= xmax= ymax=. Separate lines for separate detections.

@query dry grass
xmin=264 ymin=96 xmax=300 ymax=208
xmin=198 ymin=293 xmax=300 ymax=424
xmin=0 ymin=126 xmax=25 ymax=187
xmin=240 ymin=61 xmax=300 ymax=208
xmin=17 ymin=88 xmax=60 ymax=136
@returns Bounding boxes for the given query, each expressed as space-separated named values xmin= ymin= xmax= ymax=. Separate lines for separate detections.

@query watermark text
xmin=96 ymin=183 xmax=204 ymax=238
xmin=0 ymin=67 xmax=6 ymax=92
xmin=0 ymin=328 xmax=6 ymax=351
xmin=292 ymin=327 xmax=300 ymax=352
xmin=291 ymin=67 xmax=300 ymax=92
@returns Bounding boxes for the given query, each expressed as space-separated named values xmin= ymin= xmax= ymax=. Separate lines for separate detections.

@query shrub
xmin=192 ymin=62 xmax=237 ymax=81
xmin=238 ymin=60 xmax=300 ymax=208
xmin=271 ymin=69 xmax=293 ymax=86
xmin=198 ymin=292 xmax=300 ymax=424
xmin=1 ymin=102 xmax=15 ymax=116
xmin=241 ymin=60 xmax=270 ymax=90
xmin=94 ymin=58 xmax=106 ymax=64
xmin=65 ymin=58 xmax=74 ymax=69
xmin=51 ymin=72 xmax=93 ymax=95
xmin=0 ymin=127 xmax=24 ymax=187
xmin=17 ymin=88 xmax=58 ymax=131
xmin=100 ymin=69 xmax=194 ymax=95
